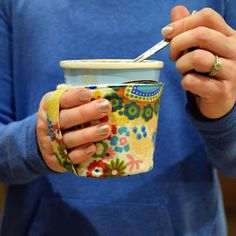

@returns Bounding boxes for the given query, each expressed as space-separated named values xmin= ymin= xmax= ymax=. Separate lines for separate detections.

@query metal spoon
xmin=133 ymin=39 xmax=169 ymax=62
xmin=134 ymin=11 xmax=197 ymax=62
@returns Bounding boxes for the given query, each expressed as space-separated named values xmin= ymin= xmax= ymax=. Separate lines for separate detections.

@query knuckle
xmin=175 ymin=59 xmax=182 ymax=71
xmin=61 ymin=93 xmax=70 ymax=107
xmin=46 ymin=154 xmax=66 ymax=173
xmin=79 ymin=105 xmax=89 ymax=119
xmin=62 ymin=131 xmax=71 ymax=148
xmin=170 ymin=37 xmax=177 ymax=50
xmin=40 ymin=92 xmax=52 ymax=109
xmin=190 ymin=50 xmax=209 ymax=72
xmin=36 ymin=118 xmax=45 ymax=132
xmin=229 ymin=39 xmax=236 ymax=58
xmin=39 ymin=141 xmax=51 ymax=154
xmin=59 ymin=110 xmax=68 ymax=129
xmin=169 ymin=38 xmax=178 ymax=61
xmin=80 ymin=129 xmax=90 ymax=141
xmin=200 ymin=8 xmax=216 ymax=19
xmin=175 ymin=58 xmax=186 ymax=73
xmin=220 ymin=82 xmax=233 ymax=100
xmin=193 ymin=26 xmax=209 ymax=43
xmin=180 ymin=76 xmax=190 ymax=90
xmin=191 ymin=50 xmax=204 ymax=63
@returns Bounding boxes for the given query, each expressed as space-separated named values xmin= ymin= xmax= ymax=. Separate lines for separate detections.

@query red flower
xmin=86 ymin=160 xmax=109 ymax=178
xmin=111 ymin=125 xmax=117 ymax=134
xmin=106 ymin=125 xmax=117 ymax=140
xmin=53 ymin=123 xmax=62 ymax=143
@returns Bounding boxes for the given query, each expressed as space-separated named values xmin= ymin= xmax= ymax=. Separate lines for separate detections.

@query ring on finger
xmin=209 ymin=55 xmax=222 ymax=77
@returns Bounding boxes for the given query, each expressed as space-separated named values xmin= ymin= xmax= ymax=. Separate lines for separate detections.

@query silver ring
xmin=209 ymin=55 xmax=221 ymax=77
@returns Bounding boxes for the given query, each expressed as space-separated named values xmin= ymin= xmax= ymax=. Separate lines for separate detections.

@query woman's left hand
xmin=162 ymin=6 xmax=236 ymax=119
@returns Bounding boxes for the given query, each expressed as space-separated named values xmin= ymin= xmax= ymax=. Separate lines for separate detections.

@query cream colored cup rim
xmin=60 ymin=59 xmax=164 ymax=69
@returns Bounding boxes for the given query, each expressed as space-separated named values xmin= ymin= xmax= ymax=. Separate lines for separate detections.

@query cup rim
xmin=60 ymin=59 xmax=164 ymax=69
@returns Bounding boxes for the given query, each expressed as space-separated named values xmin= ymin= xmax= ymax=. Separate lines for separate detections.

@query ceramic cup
xmin=49 ymin=59 xmax=164 ymax=178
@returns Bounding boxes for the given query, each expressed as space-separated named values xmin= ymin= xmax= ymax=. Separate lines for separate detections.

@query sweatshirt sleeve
xmin=186 ymin=93 xmax=236 ymax=178
xmin=186 ymin=1 xmax=236 ymax=178
xmin=0 ymin=0 xmax=53 ymax=184
xmin=0 ymin=114 xmax=54 ymax=184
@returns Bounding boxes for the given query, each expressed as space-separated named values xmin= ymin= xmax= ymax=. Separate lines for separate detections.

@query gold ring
xmin=209 ymin=55 xmax=221 ymax=77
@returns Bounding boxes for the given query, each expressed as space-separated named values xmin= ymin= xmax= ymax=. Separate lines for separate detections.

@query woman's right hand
xmin=36 ymin=88 xmax=112 ymax=173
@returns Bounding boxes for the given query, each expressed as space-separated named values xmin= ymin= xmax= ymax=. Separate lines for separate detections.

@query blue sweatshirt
xmin=0 ymin=0 xmax=235 ymax=235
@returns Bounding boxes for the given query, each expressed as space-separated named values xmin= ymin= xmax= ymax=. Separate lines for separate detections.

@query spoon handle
xmin=134 ymin=11 xmax=197 ymax=63
xmin=133 ymin=39 xmax=169 ymax=62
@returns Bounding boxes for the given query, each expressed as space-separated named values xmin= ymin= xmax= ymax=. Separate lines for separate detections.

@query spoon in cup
xmin=134 ymin=10 xmax=197 ymax=62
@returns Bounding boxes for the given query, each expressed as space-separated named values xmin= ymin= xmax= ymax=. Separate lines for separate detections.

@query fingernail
xmin=96 ymin=100 xmax=110 ymax=113
xmin=97 ymin=124 xmax=110 ymax=135
xmin=79 ymin=90 xmax=91 ymax=101
xmin=84 ymin=143 xmax=95 ymax=154
xmin=161 ymin=26 xmax=174 ymax=37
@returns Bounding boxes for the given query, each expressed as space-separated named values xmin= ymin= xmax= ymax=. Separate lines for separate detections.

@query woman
xmin=0 ymin=1 xmax=235 ymax=235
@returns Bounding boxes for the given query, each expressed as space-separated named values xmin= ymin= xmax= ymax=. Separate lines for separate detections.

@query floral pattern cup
xmin=46 ymin=60 xmax=164 ymax=178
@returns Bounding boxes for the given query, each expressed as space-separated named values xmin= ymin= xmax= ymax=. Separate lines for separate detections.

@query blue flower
xmin=110 ymin=127 xmax=130 ymax=153
xmin=105 ymin=93 xmax=123 ymax=112
xmin=124 ymin=102 xmax=140 ymax=120
xmin=142 ymin=104 xmax=153 ymax=121
xmin=154 ymin=100 xmax=159 ymax=115
xmin=47 ymin=114 xmax=54 ymax=141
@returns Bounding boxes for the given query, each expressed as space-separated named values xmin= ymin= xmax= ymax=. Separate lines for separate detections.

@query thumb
xmin=171 ymin=5 xmax=190 ymax=22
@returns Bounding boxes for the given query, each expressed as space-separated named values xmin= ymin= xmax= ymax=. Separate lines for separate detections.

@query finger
xmin=63 ymin=123 xmax=111 ymax=149
xmin=60 ymin=88 xmax=91 ymax=109
xmin=45 ymin=154 xmax=68 ymax=173
xmin=170 ymin=27 xmax=233 ymax=61
xmin=162 ymin=8 xmax=234 ymax=39
xmin=176 ymin=49 xmax=234 ymax=80
xmin=176 ymin=49 xmax=215 ymax=74
xmin=183 ymin=73 xmax=235 ymax=118
xmin=60 ymin=99 xmax=112 ymax=130
xmin=171 ymin=5 xmax=190 ymax=22
xmin=68 ymin=143 xmax=96 ymax=164
xmin=181 ymin=72 xmax=223 ymax=99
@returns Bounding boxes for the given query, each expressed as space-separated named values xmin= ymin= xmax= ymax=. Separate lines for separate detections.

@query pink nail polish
xmin=161 ymin=26 xmax=174 ymax=37
xmin=84 ymin=143 xmax=95 ymax=154
xmin=96 ymin=100 xmax=110 ymax=113
xmin=79 ymin=91 xmax=91 ymax=101
xmin=97 ymin=124 xmax=110 ymax=135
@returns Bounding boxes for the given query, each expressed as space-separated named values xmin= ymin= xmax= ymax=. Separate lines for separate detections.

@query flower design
xmin=154 ymin=100 xmax=159 ymax=115
xmin=91 ymin=90 xmax=103 ymax=99
xmin=107 ymin=159 xmax=127 ymax=177
xmin=103 ymin=147 xmax=116 ymax=161
xmin=104 ymin=93 xmax=123 ymax=112
xmin=111 ymin=125 xmax=117 ymax=135
xmin=127 ymin=154 xmax=143 ymax=172
xmin=142 ymin=104 xmax=154 ymax=121
xmin=54 ymin=143 xmax=75 ymax=173
xmin=47 ymin=114 xmax=62 ymax=143
xmin=124 ymin=102 xmax=140 ymax=120
xmin=93 ymin=141 xmax=109 ymax=158
xmin=53 ymin=122 xmax=62 ymax=143
xmin=106 ymin=125 xmax=117 ymax=141
xmin=152 ymin=131 xmax=157 ymax=145
xmin=110 ymin=111 xmax=129 ymax=126
xmin=86 ymin=160 xmax=109 ymax=178
xmin=110 ymin=127 xmax=130 ymax=153
xmin=132 ymin=125 xmax=147 ymax=140
xmin=47 ymin=115 xmax=54 ymax=141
